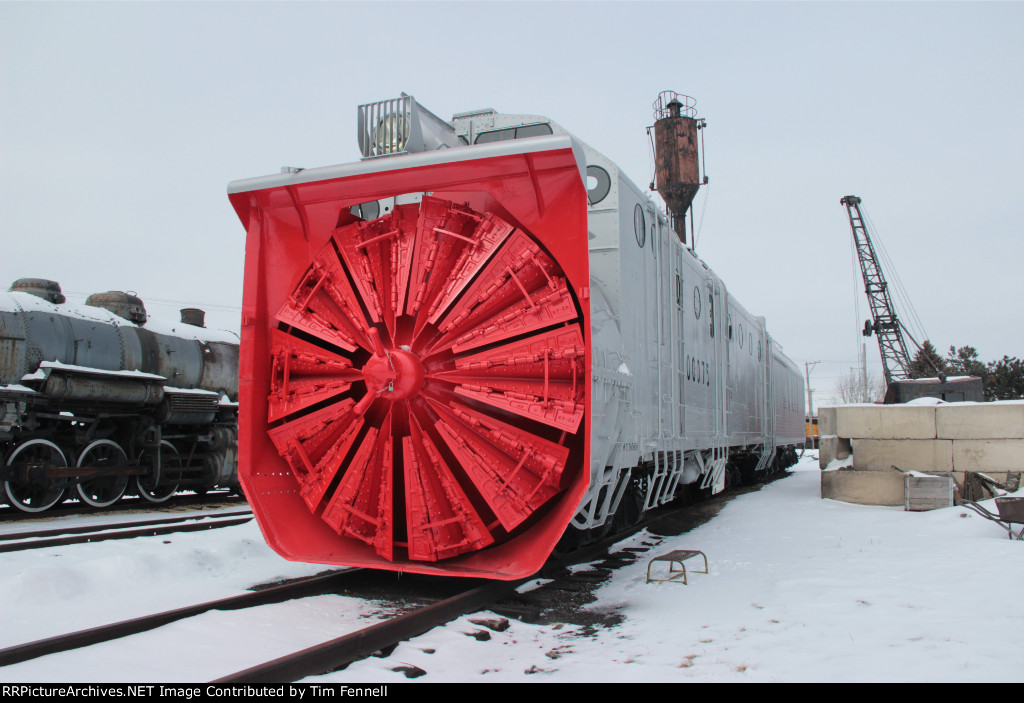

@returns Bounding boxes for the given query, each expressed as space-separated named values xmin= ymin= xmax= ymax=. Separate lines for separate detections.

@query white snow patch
xmin=0 ymin=384 xmax=36 ymax=394
xmin=35 ymin=360 xmax=166 ymax=381
xmin=2 ymin=456 xmax=1022 ymax=682
xmin=515 ymin=578 xmax=553 ymax=594
xmin=905 ymin=396 xmax=946 ymax=405
xmin=822 ymin=454 xmax=854 ymax=471
xmin=163 ymin=386 xmax=220 ymax=396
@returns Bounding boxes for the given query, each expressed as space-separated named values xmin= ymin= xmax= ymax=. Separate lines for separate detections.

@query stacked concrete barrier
xmin=819 ymin=402 xmax=1024 ymax=506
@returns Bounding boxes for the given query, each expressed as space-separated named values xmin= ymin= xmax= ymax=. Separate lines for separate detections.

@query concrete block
xmin=851 ymin=438 xmax=953 ymax=472
xmin=952 ymin=439 xmax=1024 ymax=471
xmin=818 ymin=406 xmax=838 ymax=436
xmin=821 ymin=469 xmax=904 ymax=507
xmin=836 ymin=405 xmax=936 ymax=440
xmin=936 ymin=403 xmax=1024 ymax=440
xmin=819 ymin=435 xmax=852 ymax=469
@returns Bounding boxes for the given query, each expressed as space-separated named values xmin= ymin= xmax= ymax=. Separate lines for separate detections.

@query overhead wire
xmin=63 ymin=291 xmax=241 ymax=313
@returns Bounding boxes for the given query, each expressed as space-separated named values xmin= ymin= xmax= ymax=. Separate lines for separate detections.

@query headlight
xmin=358 ymin=94 xmax=460 ymax=159
xmin=375 ymin=113 xmax=410 ymax=154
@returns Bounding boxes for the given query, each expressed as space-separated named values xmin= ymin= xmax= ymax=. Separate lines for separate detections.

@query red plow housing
xmin=228 ymin=137 xmax=591 ymax=579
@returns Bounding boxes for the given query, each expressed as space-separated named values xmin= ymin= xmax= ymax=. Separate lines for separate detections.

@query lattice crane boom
xmin=840 ymin=195 xmax=915 ymax=387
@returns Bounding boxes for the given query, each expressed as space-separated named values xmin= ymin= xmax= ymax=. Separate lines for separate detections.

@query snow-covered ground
xmin=2 ymin=453 xmax=1021 ymax=683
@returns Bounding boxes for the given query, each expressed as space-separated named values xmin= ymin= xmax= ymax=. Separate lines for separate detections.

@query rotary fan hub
xmin=361 ymin=345 xmax=424 ymax=401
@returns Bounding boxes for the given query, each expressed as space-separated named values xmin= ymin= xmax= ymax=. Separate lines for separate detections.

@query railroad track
xmin=0 ymin=539 xmax=656 ymax=682
xmin=0 ymin=569 xmax=355 ymax=669
xmin=0 ymin=470 xmax=794 ymax=682
xmin=0 ymin=509 xmax=254 ymax=553
xmin=0 ymin=491 xmax=247 ymax=521
xmin=0 ymin=515 xmax=634 ymax=682
xmin=0 ymin=565 xmax=520 ymax=683
xmin=213 ymin=526 xmax=681 ymax=682
xmin=214 ymin=578 xmax=525 ymax=682
xmin=210 ymin=505 xmax=704 ymax=682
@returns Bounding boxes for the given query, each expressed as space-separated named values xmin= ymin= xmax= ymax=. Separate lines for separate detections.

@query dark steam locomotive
xmin=0 ymin=279 xmax=239 ymax=512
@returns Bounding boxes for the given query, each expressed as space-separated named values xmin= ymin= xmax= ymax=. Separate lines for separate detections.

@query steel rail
xmin=212 ymin=578 xmax=525 ymax=683
xmin=0 ymin=491 xmax=245 ymax=521
xmin=0 ymin=509 xmax=252 ymax=541
xmin=0 ymin=569 xmax=354 ymax=668
xmin=0 ymin=512 xmax=254 ymax=553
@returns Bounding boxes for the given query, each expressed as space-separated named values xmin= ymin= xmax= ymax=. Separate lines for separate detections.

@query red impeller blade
xmin=403 ymin=414 xmax=494 ymax=562
xmin=322 ymin=412 xmax=395 ymax=561
xmin=333 ymin=204 xmax=417 ymax=337
xmin=275 ymin=245 xmax=372 ymax=352
xmin=267 ymin=398 xmax=364 ymax=512
xmin=429 ymin=399 xmax=570 ymax=532
xmin=437 ymin=324 xmax=586 ymax=433
xmin=406 ymin=196 xmax=513 ymax=332
xmin=268 ymin=329 xmax=364 ymax=422
xmin=427 ymin=229 xmax=579 ymax=355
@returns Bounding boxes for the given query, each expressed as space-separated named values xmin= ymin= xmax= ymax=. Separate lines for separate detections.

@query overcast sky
xmin=2 ymin=1 xmax=1021 ymax=407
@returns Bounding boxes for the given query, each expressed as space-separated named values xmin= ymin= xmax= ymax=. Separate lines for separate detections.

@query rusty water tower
xmin=651 ymin=91 xmax=707 ymax=245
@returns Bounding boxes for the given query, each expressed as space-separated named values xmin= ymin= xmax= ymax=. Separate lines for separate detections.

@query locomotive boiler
xmin=227 ymin=92 xmax=804 ymax=580
xmin=0 ymin=279 xmax=240 ymax=512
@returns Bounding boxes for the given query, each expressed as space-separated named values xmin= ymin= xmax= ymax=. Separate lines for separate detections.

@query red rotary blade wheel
xmin=267 ymin=196 xmax=584 ymax=565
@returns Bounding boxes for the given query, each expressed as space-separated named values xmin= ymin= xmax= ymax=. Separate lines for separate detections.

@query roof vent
xmin=9 ymin=278 xmax=66 ymax=304
xmin=180 ymin=308 xmax=206 ymax=327
xmin=85 ymin=291 xmax=147 ymax=324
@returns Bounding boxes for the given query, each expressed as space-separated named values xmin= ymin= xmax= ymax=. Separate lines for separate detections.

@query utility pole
xmin=861 ymin=342 xmax=869 ymax=402
xmin=804 ymin=361 xmax=819 ymax=448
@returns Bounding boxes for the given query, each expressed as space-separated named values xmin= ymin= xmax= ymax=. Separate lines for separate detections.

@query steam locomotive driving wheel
xmin=4 ymin=439 xmax=68 ymax=512
xmin=75 ymin=439 xmax=130 ymax=508
xmin=135 ymin=440 xmax=181 ymax=503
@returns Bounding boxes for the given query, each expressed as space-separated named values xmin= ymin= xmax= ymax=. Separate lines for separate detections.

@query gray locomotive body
xmin=0 ymin=280 xmax=240 ymax=512
xmin=576 ymin=128 xmax=804 ymax=534
xmin=455 ymin=110 xmax=806 ymax=537
xmin=357 ymin=101 xmax=806 ymax=542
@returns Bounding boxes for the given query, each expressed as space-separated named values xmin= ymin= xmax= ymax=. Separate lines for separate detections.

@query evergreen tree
xmin=907 ymin=340 xmax=948 ymax=379
xmin=985 ymin=356 xmax=1024 ymax=401
xmin=946 ymin=345 xmax=988 ymax=378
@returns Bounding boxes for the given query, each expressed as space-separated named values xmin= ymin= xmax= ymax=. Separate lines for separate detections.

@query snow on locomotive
xmin=0 ymin=279 xmax=239 ymax=512
xmin=227 ymin=92 xmax=804 ymax=580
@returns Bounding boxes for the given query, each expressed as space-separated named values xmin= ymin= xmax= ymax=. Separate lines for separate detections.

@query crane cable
xmin=861 ymin=209 xmax=931 ymax=345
